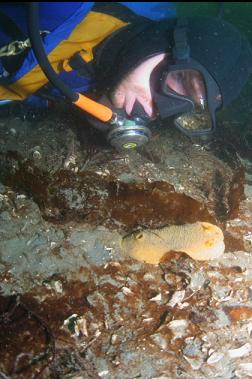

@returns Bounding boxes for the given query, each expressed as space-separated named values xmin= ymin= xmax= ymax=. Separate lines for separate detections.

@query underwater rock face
xmin=0 ymin=107 xmax=245 ymax=230
xmin=121 ymin=222 xmax=225 ymax=264
xmin=0 ymin=152 xmax=216 ymax=230
xmin=0 ymin=104 xmax=251 ymax=378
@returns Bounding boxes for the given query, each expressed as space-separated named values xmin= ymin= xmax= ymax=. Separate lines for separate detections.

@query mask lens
xmin=165 ymin=69 xmax=206 ymax=106
xmin=175 ymin=105 xmax=212 ymax=133
xmin=164 ymin=69 xmax=214 ymax=134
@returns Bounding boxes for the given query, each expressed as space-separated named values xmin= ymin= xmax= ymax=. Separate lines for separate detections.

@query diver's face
xmin=111 ymin=57 xmax=209 ymax=120
xmin=111 ymin=53 xmax=167 ymax=117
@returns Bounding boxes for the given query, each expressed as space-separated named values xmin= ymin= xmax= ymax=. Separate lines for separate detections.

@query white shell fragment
xmin=236 ymin=363 xmax=252 ymax=377
xmin=228 ymin=343 xmax=251 ymax=358
xmin=122 ymin=287 xmax=133 ymax=295
xmin=63 ymin=314 xmax=88 ymax=337
xmin=54 ymin=280 xmax=63 ymax=294
xmin=168 ymin=319 xmax=189 ymax=339
xmin=98 ymin=370 xmax=109 ymax=377
xmin=76 ymin=316 xmax=88 ymax=337
xmin=10 ymin=128 xmax=17 ymax=135
xmin=142 ymin=318 xmax=154 ymax=323
xmin=151 ymin=333 xmax=168 ymax=350
xmin=32 ymin=150 xmax=42 ymax=160
xmin=110 ymin=334 xmax=118 ymax=345
xmin=149 ymin=293 xmax=162 ymax=302
xmin=207 ymin=351 xmax=224 ymax=364
xmin=183 ymin=355 xmax=203 ymax=370
xmin=167 ymin=290 xmax=185 ymax=308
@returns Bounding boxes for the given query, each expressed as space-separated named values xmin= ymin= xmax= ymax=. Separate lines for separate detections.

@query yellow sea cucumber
xmin=121 ymin=221 xmax=225 ymax=264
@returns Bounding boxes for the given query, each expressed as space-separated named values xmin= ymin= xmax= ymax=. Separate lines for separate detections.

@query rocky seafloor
xmin=0 ymin=102 xmax=251 ymax=378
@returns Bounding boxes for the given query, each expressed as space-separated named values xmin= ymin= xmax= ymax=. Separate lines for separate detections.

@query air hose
xmin=28 ymin=2 xmax=113 ymax=122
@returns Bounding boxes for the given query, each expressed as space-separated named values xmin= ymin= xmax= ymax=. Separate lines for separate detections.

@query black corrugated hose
xmin=28 ymin=2 xmax=78 ymax=102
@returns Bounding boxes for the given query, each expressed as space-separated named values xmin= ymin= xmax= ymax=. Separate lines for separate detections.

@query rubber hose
xmin=28 ymin=2 xmax=78 ymax=102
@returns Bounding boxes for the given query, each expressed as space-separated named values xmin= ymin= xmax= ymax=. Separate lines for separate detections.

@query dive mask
xmin=152 ymin=21 xmax=222 ymax=136
xmin=152 ymin=58 xmax=222 ymax=136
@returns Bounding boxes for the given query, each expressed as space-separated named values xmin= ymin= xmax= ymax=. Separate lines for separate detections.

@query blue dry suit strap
xmin=172 ymin=18 xmax=190 ymax=62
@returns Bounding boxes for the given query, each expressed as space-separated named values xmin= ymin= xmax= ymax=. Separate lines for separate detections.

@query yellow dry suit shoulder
xmin=0 ymin=4 xmax=129 ymax=101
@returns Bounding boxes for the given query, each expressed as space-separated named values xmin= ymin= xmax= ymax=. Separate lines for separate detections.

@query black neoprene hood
xmin=94 ymin=15 xmax=252 ymax=109
xmin=185 ymin=16 xmax=252 ymax=107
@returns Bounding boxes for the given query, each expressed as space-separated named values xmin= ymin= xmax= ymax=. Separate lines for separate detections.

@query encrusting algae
xmin=121 ymin=221 xmax=225 ymax=264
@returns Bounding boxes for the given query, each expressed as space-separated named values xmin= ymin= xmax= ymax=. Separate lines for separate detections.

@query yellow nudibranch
xmin=121 ymin=222 xmax=225 ymax=264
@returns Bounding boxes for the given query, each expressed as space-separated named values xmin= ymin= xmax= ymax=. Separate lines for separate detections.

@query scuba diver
xmin=0 ymin=2 xmax=251 ymax=150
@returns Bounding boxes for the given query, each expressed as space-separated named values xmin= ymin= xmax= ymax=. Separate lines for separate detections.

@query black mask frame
xmin=161 ymin=58 xmax=222 ymax=136
xmin=153 ymin=19 xmax=223 ymax=137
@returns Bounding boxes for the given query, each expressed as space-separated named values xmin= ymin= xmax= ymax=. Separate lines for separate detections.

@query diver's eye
xmin=136 ymin=232 xmax=144 ymax=240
